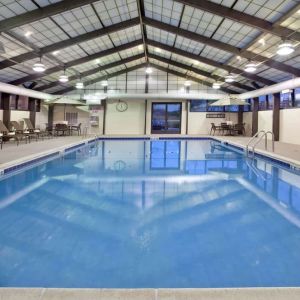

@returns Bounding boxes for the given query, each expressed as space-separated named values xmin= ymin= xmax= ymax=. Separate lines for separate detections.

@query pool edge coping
xmin=1 ymin=287 xmax=300 ymax=299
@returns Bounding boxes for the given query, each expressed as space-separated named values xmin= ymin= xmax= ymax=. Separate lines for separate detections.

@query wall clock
xmin=116 ymin=100 xmax=128 ymax=112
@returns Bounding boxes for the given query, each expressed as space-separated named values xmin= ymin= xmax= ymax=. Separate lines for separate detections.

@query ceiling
xmin=0 ymin=0 xmax=299 ymax=95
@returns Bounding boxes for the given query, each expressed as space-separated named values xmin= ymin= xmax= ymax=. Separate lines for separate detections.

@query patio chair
xmin=0 ymin=120 xmax=28 ymax=146
xmin=210 ymin=123 xmax=222 ymax=136
xmin=55 ymin=123 xmax=70 ymax=136
xmin=220 ymin=123 xmax=231 ymax=135
xmin=10 ymin=120 xmax=38 ymax=142
xmin=231 ymin=123 xmax=246 ymax=136
xmin=70 ymin=123 xmax=82 ymax=136
xmin=23 ymin=118 xmax=50 ymax=140
xmin=0 ymin=132 xmax=3 ymax=150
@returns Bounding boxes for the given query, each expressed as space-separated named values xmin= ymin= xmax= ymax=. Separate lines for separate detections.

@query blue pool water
xmin=1 ymin=139 xmax=300 ymax=288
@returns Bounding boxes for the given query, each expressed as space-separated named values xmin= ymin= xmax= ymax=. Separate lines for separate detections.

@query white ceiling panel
xmin=93 ymin=0 xmax=138 ymax=27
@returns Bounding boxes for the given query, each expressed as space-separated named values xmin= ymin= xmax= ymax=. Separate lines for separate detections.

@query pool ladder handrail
xmin=246 ymin=130 xmax=274 ymax=158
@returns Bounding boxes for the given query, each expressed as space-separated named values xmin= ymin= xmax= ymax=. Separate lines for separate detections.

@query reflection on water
xmin=0 ymin=140 xmax=300 ymax=288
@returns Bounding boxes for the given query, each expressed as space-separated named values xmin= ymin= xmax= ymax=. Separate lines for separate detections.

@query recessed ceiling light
xmin=259 ymin=38 xmax=265 ymax=45
xmin=244 ymin=62 xmax=257 ymax=73
xmin=145 ymin=67 xmax=152 ymax=74
xmin=24 ymin=31 xmax=33 ymax=38
xmin=236 ymin=55 xmax=241 ymax=61
xmin=277 ymin=40 xmax=295 ymax=56
xmin=155 ymin=48 xmax=161 ymax=53
xmin=52 ymin=50 xmax=60 ymax=56
xmin=138 ymin=45 xmax=144 ymax=50
xmin=95 ymin=59 xmax=101 ymax=64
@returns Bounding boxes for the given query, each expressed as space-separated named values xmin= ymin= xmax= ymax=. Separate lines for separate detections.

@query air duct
xmin=238 ymin=77 xmax=300 ymax=100
xmin=0 ymin=82 xmax=55 ymax=101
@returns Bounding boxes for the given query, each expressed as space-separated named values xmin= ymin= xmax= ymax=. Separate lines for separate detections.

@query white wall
xmin=258 ymin=110 xmax=273 ymax=133
xmin=35 ymin=104 xmax=48 ymax=129
xmin=280 ymin=109 xmax=300 ymax=145
xmin=105 ymin=100 xmax=145 ymax=135
xmin=187 ymin=100 xmax=238 ymax=135
xmin=243 ymin=112 xmax=252 ymax=136
xmin=0 ymin=110 xmax=3 ymax=121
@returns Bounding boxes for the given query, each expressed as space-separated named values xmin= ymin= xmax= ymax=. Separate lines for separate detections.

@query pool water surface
xmin=0 ymin=139 xmax=300 ymax=288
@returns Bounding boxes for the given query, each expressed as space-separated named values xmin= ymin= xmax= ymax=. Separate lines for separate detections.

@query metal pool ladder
xmin=246 ymin=130 xmax=274 ymax=158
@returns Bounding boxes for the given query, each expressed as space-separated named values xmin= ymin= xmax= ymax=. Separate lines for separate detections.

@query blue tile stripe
xmin=3 ymin=152 xmax=60 ymax=175
xmin=65 ymin=143 xmax=86 ymax=152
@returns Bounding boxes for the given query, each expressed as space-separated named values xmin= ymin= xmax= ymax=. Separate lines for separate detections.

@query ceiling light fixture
xmin=25 ymin=31 xmax=33 ymax=38
xmin=277 ymin=40 xmax=295 ymax=56
xmin=76 ymin=82 xmax=84 ymax=89
xmin=32 ymin=57 xmax=46 ymax=72
xmin=52 ymin=50 xmax=60 ymax=56
xmin=212 ymin=82 xmax=222 ymax=89
xmin=236 ymin=55 xmax=241 ymax=61
xmin=225 ymin=74 xmax=235 ymax=83
xmin=184 ymin=80 xmax=191 ymax=86
xmin=145 ymin=67 xmax=152 ymax=74
xmin=244 ymin=62 xmax=257 ymax=73
xmin=101 ymin=80 xmax=108 ymax=86
xmin=59 ymin=67 xmax=69 ymax=83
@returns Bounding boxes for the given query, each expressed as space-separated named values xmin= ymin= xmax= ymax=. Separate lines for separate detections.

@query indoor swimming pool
xmin=0 ymin=139 xmax=300 ymax=288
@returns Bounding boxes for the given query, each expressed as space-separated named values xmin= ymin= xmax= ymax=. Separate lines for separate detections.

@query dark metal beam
xmin=148 ymin=53 xmax=253 ymax=91
xmin=36 ymin=53 xmax=145 ymax=92
xmin=147 ymin=39 xmax=275 ymax=86
xmin=0 ymin=17 xmax=140 ymax=70
xmin=0 ymin=0 xmax=101 ymax=32
xmin=148 ymin=62 xmax=237 ymax=94
xmin=143 ymin=17 xmax=300 ymax=77
xmin=176 ymin=0 xmax=300 ymax=42
xmin=9 ymin=39 xmax=143 ymax=85
xmin=56 ymin=63 xmax=148 ymax=95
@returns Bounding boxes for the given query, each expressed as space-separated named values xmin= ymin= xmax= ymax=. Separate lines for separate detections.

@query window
xmin=151 ymin=103 xmax=181 ymax=134
xmin=190 ymin=100 xmax=207 ymax=112
xmin=243 ymin=99 xmax=251 ymax=112
xmin=268 ymin=94 xmax=274 ymax=110
xmin=295 ymin=88 xmax=300 ymax=108
xmin=17 ymin=96 xmax=29 ymax=110
xmin=66 ymin=112 xmax=78 ymax=125
xmin=225 ymin=105 xmax=239 ymax=112
xmin=258 ymin=95 xmax=267 ymax=110
xmin=190 ymin=100 xmax=225 ymax=112
xmin=280 ymin=90 xmax=293 ymax=109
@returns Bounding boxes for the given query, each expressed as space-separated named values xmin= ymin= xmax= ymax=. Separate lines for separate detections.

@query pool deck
xmin=1 ymin=287 xmax=300 ymax=300
xmin=1 ymin=134 xmax=300 ymax=171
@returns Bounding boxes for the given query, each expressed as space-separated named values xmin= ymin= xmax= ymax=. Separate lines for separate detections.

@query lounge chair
xmin=10 ymin=120 xmax=38 ymax=142
xmin=0 ymin=120 xmax=29 ymax=146
xmin=23 ymin=118 xmax=50 ymax=140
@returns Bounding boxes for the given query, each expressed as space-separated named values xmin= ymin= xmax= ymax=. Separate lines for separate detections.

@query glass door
xmin=151 ymin=102 xmax=181 ymax=134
